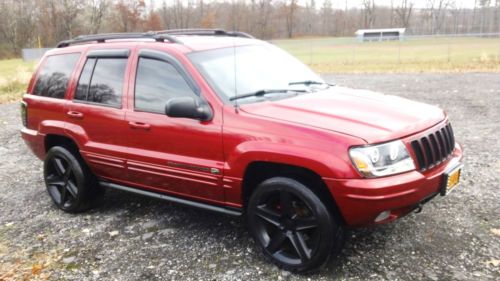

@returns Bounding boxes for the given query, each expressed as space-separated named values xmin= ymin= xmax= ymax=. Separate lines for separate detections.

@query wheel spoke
xmin=66 ymin=180 xmax=78 ymax=198
xmin=59 ymin=184 xmax=68 ymax=205
xmin=266 ymin=231 xmax=287 ymax=254
xmin=255 ymin=205 xmax=281 ymax=227
xmin=47 ymin=184 xmax=62 ymax=203
xmin=62 ymin=163 xmax=72 ymax=181
xmin=53 ymin=157 xmax=66 ymax=176
xmin=287 ymin=231 xmax=311 ymax=262
xmin=46 ymin=175 xmax=65 ymax=187
xmin=280 ymin=190 xmax=294 ymax=217
xmin=295 ymin=216 xmax=318 ymax=231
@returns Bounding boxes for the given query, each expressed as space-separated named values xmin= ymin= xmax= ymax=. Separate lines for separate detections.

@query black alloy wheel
xmin=44 ymin=146 xmax=100 ymax=212
xmin=247 ymin=177 xmax=343 ymax=272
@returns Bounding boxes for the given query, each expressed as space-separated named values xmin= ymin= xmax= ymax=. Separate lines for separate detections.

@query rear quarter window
xmin=32 ymin=53 xmax=81 ymax=99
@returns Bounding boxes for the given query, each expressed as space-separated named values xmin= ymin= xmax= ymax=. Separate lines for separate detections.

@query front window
xmin=134 ymin=57 xmax=197 ymax=114
xmin=188 ymin=44 xmax=326 ymax=104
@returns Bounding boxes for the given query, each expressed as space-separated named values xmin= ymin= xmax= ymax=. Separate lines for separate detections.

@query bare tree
xmin=321 ymin=0 xmax=334 ymax=35
xmin=395 ymin=0 xmax=414 ymax=28
xmin=87 ymin=0 xmax=108 ymax=34
xmin=284 ymin=0 xmax=299 ymax=38
xmin=0 ymin=0 xmax=498 ymax=58
xmin=252 ymin=0 xmax=274 ymax=38
xmin=362 ymin=0 xmax=376 ymax=28
xmin=0 ymin=0 xmax=37 ymax=54
xmin=495 ymin=0 xmax=500 ymax=32
xmin=479 ymin=0 xmax=491 ymax=33
xmin=59 ymin=0 xmax=83 ymax=38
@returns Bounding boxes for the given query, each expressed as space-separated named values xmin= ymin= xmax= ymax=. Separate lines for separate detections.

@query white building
xmin=355 ymin=28 xmax=406 ymax=42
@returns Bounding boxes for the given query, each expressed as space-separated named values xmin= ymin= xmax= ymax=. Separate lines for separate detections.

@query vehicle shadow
xmin=88 ymin=187 xmax=402 ymax=278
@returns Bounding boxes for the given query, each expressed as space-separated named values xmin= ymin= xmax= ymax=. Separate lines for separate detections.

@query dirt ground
xmin=0 ymin=73 xmax=499 ymax=280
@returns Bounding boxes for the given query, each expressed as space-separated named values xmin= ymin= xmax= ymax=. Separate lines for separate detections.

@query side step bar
xmin=100 ymin=181 xmax=242 ymax=216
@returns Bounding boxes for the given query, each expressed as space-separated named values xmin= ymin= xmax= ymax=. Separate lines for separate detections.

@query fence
xmin=21 ymin=48 xmax=52 ymax=61
xmin=19 ymin=33 xmax=500 ymax=71
xmin=271 ymin=33 xmax=500 ymax=72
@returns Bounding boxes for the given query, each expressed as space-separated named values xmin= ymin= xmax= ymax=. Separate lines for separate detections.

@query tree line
xmin=0 ymin=0 xmax=499 ymax=58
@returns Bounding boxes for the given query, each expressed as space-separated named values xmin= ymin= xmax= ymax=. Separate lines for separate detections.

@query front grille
xmin=410 ymin=123 xmax=455 ymax=171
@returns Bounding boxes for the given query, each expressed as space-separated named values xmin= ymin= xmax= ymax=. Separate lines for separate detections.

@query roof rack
xmin=56 ymin=32 xmax=181 ymax=48
xmin=56 ymin=29 xmax=254 ymax=48
xmin=156 ymin=28 xmax=255 ymax=39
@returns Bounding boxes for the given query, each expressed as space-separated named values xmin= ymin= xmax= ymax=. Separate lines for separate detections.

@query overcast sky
xmin=321 ymin=0 xmax=479 ymax=9
xmin=149 ymin=0 xmax=483 ymax=10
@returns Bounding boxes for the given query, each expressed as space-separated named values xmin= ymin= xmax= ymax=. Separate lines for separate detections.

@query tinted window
xmin=33 ymin=53 xmax=80 ymax=98
xmin=74 ymin=58 xmax=96 ymax=101
xmin=135 ymin=58 xmax=196 ymax=113
xmin=74 ymin=58 xmax=127 ymax=107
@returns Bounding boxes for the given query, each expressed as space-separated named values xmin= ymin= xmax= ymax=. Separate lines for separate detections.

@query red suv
xmin=21 ymin=29 xmax=463 ymax=272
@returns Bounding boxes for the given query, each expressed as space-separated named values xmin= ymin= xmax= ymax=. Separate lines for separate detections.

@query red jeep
xmin=21 ymin=29 xmax=463 ymax=272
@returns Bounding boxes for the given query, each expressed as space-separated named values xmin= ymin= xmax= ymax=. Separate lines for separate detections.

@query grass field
xmin=0 ymin=36 xmax=499 ymax=103
xmin=274 ymin=36 xmax=500 ymax=73
xmin=0 ymin=59 xmax=35 ymax=103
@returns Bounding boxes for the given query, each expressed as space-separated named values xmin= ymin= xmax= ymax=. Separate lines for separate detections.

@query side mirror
xmin=165 ymin=96 xmax=213 ymax=121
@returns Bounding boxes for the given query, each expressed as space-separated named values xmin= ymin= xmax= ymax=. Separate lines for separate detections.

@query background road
xmin=0 ymin=73 xmax=499 ymax=280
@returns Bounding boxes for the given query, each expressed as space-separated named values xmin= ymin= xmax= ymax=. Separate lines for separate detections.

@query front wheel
xmin=247 ymin=177 xmax=344 ymax=272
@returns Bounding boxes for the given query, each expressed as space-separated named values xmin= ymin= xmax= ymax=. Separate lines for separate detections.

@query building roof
xmin=355 ymin=28 xmax=406 ymax=35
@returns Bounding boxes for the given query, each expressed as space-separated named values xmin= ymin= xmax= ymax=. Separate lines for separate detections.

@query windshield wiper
xmin=229 ymin=89 xmax=308 ymax=101
xmin=288 ymin=80 xmax=334 ymax=86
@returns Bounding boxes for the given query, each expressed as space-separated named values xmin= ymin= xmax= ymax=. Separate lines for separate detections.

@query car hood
xmin=240 ymin=86 xmax=445 ymax=143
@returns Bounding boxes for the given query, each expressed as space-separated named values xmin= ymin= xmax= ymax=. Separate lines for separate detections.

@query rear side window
xmin=33 ymin=53 xmax=80 ymax=99
xmin=75 ymin=58 xmax=127 ymax=107
xmin=135 ymin=58 xmax=197 ymax=113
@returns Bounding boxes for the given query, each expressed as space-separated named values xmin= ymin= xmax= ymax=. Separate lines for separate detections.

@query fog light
xmin=375 ymin=211 xmax=391 ymax=222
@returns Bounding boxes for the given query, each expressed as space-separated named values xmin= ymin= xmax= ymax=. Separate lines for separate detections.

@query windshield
xmin=188 ymin=44 xmax=326 ymax=104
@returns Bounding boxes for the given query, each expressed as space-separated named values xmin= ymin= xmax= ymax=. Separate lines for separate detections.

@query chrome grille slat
xmin=411 ymin=123 xmax=456 ymax=171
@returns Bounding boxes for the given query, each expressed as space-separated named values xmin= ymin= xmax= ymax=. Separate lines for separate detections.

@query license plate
xmin=441 ymin=165 xmax=462 ymax=196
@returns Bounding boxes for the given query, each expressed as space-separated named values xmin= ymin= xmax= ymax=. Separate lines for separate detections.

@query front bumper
xmin=324 ymin=143 xmax=463 ymax=227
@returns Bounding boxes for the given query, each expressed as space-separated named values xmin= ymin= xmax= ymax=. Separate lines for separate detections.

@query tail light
xmin=20 ymin=101 xmax=28 ymax=127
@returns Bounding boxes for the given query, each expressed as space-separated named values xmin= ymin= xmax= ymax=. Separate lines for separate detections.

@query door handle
xmin=128 ymin=121 xmax=151 ymax=130
xmin=67 ymin=111 xmax=84 ymax=119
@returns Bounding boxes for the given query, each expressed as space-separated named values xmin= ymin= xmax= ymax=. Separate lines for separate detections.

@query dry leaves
xmin=485 ymin=259 xmax=500 ymax=267
xmin=489 ymin=228 xmax=500 ymax=237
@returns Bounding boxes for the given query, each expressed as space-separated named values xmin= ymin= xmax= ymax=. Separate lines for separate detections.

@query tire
xmin=247 ymin=177 xmax=344 ymax=273
xmin=43 ymin=146 xmax=102 ymax=213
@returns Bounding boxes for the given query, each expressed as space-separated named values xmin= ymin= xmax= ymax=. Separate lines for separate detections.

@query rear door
xmin=65 ymin=49 xmax=131 ymax=181
xmin=124 ymin=49 xmax=225 ymax=203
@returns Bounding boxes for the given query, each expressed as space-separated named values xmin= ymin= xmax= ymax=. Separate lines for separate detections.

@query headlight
xmin=349 ymin=140 xmax=415 ymax=178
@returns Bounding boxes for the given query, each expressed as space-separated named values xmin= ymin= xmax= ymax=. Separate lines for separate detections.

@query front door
xmin=124 ymin=49 xmax=225 ymax=204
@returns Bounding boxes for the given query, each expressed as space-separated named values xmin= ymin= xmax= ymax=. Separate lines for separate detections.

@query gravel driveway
xmin=0 ymin=73 xmax=499 ymax=280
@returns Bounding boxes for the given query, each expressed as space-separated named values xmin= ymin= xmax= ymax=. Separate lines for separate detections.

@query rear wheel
xmin=247 ymin=177 xmax=343 ymax=272
xmin=44 ymin=146 xmax=101 ymax=212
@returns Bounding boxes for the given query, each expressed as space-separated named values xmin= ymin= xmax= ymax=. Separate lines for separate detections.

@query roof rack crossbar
xmin=155 ymin=28 xmax=254 ymax=39
xmin=56 ymin=32 xmax=181 ymax=48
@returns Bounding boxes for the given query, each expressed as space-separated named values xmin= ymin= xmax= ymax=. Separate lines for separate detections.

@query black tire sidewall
xmin=247 ymin=177 xmax=339 ymax=272
xmin=43 ymin=146 xmax=90 ymax=212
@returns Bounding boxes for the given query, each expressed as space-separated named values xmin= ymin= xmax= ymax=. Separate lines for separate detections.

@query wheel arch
xmin=44 ymin=134 xmax=80 ymax=154
xmin=241 ymin=161 xmax=345 ymax=224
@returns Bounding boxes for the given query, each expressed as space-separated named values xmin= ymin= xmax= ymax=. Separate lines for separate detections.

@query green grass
xmin=273 ymin=36 xmax=500 ymax=73
xmin=0 ymin=59 xmax=36 ymax=103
